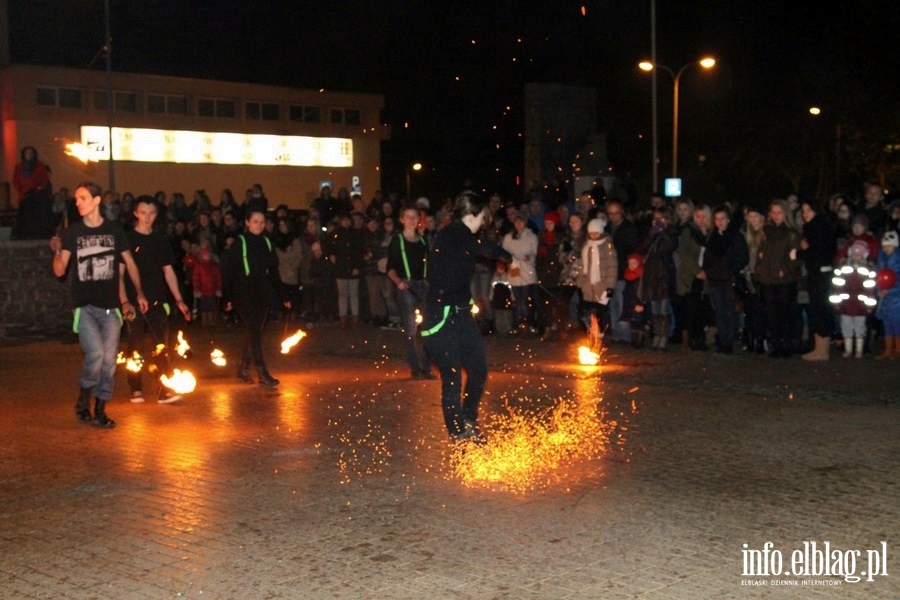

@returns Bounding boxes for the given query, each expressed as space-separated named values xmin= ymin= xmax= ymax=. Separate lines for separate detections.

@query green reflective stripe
xmin=399 ymin=235 xmax=427 ymax=280
xmin=239 ymin=235 xmax=273 ymax=276
xmin=420 ymin=305 xmax=451 ymax=337
xmin=163 ymin=302 xmax=171 ymax=316
xmin=115 ymin=308 xmax=124 ymax=326
xmin=72 ymin=307 xmax=81 ymax=333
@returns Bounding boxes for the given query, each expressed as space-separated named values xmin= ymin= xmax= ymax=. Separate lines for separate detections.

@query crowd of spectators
xmin=44 ymin=177 xmax=900 ymax=359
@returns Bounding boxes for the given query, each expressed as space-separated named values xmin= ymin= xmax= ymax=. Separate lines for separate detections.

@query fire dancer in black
xmin=119 ymin=195 xmax=192 ymax=403
xmin=223 ymin=207 xmax=290 ymax=386
xmin=421 ymin=191 xmax=511 ymax=443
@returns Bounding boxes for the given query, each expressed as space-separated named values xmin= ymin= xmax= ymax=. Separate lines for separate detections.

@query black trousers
xmin=806 ymin=270 xmax=833 ymax=338
xmin=235 ymin=289 xmax=271 ymax=368
xmin=126 ymin=303 xmax=172 ymax=394
xmin=422 ymin=311 xmax=487 ymax=436
xmin=761 ymin=282 xmax=797 ymax=345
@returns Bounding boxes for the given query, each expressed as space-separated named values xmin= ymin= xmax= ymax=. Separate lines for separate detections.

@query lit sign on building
xmin=79 ymin=126 xmax=353 ymax=167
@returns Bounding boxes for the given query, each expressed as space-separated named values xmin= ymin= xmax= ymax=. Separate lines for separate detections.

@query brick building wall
xmin=0 ymin=240 xmax=73 ymax=337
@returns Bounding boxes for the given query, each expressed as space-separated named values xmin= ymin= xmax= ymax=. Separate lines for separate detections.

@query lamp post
xmin=640 ymin=57 xmax=715 ymax=179
xmin=406 ymin=162 xmax=422 ymax=200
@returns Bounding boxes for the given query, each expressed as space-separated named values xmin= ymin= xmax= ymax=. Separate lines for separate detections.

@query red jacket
xmin=192 ymin=259 xmax=222 ymax=297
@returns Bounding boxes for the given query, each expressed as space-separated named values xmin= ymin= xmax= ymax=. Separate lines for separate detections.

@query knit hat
xmin=746 ymin=204 xmax=765 ymax=218
xmin=587 ymin=217 xmax=606 ymax=234
xmin=883 ymin=231 xmax=899 ymax=248
xmin=848 ymin=240 xmax=870 ymax=259
xmin=543 ymin=211 xmax=561 ymax=226
xmin=624 ymin=253 xmax=644 ymax=281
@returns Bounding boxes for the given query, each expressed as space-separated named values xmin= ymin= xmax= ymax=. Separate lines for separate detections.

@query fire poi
xmin=160 ymin=369 xmax=197 ymax=394
xmin=280 ymin=329 xmax=307 ymax=354
xmin=210 ymin=348 xmax=227 ymax=367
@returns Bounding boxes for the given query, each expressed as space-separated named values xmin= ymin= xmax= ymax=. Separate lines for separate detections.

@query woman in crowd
xmin=798 ymin=199 xmax=838 ymax=360
xmin=741 ymin=205 xmax=767 ymax=353
xmin=502 ymin=210 xmax=540 ymax=334
xmin=639 ymin=206 xmax=677 ymax=350
xmin=756 ymin=199 xmax=802 ymax=358
xmin=676 ymin=204 xmax=711 ymax=350
xmin=274 ymin=217 xmax=304 ymax=321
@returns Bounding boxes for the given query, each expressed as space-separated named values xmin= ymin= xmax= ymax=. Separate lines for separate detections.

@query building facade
xmin=1 ymin=64 xmax=389 ymax=210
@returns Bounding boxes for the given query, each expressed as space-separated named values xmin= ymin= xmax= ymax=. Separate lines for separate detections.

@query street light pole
xmin=640 ymin=57 xmax=715 ymax=180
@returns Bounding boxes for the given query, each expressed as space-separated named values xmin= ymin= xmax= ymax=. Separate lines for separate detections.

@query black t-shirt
xmin=62 ymin=219 xmax=129 ymax=309
xmin=387 ymin=233 xmax=428 ymax=280
xmin=125 ymin=229 xmax=176 ymax=304
xmin=426 ymin=221 xmax=511 ymax=308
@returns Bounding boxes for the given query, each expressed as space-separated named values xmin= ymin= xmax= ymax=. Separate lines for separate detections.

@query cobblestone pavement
xmin=0 ymin=324 xmax=897 ymax=599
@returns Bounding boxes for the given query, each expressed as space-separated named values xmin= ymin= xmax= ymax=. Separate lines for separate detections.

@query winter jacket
xmin=756 ymin=223 xmax=801 ymax=286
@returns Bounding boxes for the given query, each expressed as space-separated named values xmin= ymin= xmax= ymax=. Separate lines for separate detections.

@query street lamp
xmin=406 ymin=162 xmax=422 ymax=200
xmin=640 ymin=57 xmax=716 ymax=179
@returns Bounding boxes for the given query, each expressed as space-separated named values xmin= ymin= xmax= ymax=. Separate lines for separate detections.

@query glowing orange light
xmin=471 ymin=304 xmax=480 ymax=316
xmin=160 ymin=369 xmax=197 ymax=394
xmin=210 ymin=348 xmax=227 ymax=367
xmin=65 ymin=142 xmax=97 ymax=164
xmin=175 ymin=330 xmax=191 ymax=358
xmin=581 ymin=5 xmax=586 ymax=16
xmin=280 ymin=329 xmax=307 ymax=354
xmin=414 ymin=309 xmax=423 ymax=325
xmin=125 ymin=351 xmax=144 ymax=373
xmin=116 ymin=351 xmax=126 ymax=364
xmin=578 ymin=346 xmax=600 ymax=365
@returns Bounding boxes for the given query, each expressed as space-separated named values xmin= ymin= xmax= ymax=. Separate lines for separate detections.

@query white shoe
xmin=158 ymin=392 xmax=182 ymax=404
xmin=130 ymin=391 xmax=145 ymax=403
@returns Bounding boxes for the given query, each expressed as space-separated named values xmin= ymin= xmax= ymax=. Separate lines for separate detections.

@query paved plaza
xmin=0 ymin=324 xmax=898 ymax=599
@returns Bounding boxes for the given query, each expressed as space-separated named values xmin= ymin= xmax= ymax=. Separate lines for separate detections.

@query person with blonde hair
xmin=756 ymin=199 xmax=802 ymax=357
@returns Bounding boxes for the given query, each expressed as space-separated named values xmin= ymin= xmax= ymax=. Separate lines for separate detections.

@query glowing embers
xmin=160 ymin=369 xmax=197 ymax=394
xmin=280 ymin=329 xmax=307 ymax=354
xmin=577 ymin=345 xmax=600 ymax=365
xmin=451 ymin=394 xmax=608 ymax=493
xmin=124 ymin=351 xmax=144 ymax=373
xmin=210 ymin=348 xmax=227 ymax=367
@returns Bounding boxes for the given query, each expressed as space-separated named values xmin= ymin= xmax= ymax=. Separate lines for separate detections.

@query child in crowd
xmin=830 ymin=240 xmax=877 ymax=358
xmin=875 ymin=231 xmax=900 ymax=359
xmin=578 ymin=218 xmax=617 ymax=351
xmin=192 ymin=242 xmax=222 ymax=327
xmin=307 ymin=240 xmax=337 ymax=324
xmin=489 ymin=260 xmax=515 ymax=336
xmin=622 ymin=253 xmax=650 ymax=348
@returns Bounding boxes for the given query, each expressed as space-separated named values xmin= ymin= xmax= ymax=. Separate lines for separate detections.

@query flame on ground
xmin=280 ymin=329 xmax=307 ymax=354
xmin=210 ymin=348 xmax=227 ymax=367
xmin=175 ymin=330 xmax=191 ymax=358
xmin=160 ymin=369 xmax=197 ymax=394
xmin=578 ymin=345 xmax=600 ymax=365
xmin=450 ymin=394 xmax=607 ymax=493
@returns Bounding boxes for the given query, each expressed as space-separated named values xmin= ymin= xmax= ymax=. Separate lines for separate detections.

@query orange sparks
xmin=280 ymin=329 xmax=307 ymax=354
xmin=210 ymin=348 xmax=227 ymax=367
xmin=160 ymin=369 xmax=197 ymax=394
xmin=414 ymin=309 xmax=423 ymax=325
xmin=175 ymin=330 xmax=191 ymax=358
xmin=451 ymin=395 xmax=607 ymax=493
xmin=577 ymin=345 xmax=600 ymax=365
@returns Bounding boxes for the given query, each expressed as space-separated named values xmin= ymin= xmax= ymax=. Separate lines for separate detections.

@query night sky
xmin=8 ymin=0 xmax=900 ymax=201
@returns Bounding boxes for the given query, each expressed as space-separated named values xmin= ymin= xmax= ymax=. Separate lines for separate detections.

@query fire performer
xmin=119 ymin=195 xmax=192 ymax=403
xmin=387 ymin=205 xmax=434 ymax=379
xmin=50 ymin=182 xmax=148 ymax=428
xmin=421 ymin=191 xmax=511 ymax=443
xmin=223 ymin=207 xmax=290 ymax=386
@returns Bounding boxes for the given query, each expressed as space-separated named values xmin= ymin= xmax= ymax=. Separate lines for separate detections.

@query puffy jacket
xmin=756 ymin=223 xmax=801 ymax=285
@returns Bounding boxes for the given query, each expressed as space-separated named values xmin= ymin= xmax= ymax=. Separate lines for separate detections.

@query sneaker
xmin=130 ymin=390 xmax=145 ymax=403
xmin=158 ymin=391 xmax=183 ymax=404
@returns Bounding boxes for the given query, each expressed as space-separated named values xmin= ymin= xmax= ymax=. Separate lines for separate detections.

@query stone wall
xmin=0 ymin=240 xmax=73 ymax=337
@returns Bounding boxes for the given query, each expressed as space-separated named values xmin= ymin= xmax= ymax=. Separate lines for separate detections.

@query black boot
xmin=237 ymin=358 xmax=252 ymax=383
xmin=92 ymin=398 xmax=116 ymax=428
xmin=75 ymin=387 xmax=92 ymax=424
xmin=257 ymin=366 xmax=280 ymax=387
